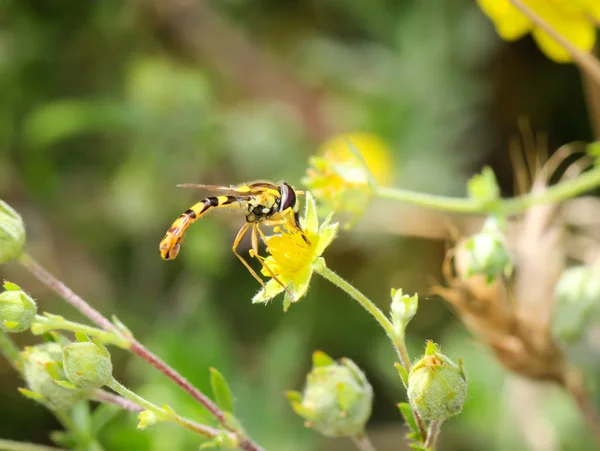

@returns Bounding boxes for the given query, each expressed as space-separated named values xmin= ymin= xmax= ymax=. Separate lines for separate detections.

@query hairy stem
xmin=19 ymin=252 xmax=265 ymax=451
xmin=107 ymin=378 xmax=225 ymax=439
xmin=0 ymin=330 xmax=22 ymax=374
xmin=0 ymin=439 xmax=65 ymax=451
xmin=506 ymin=0 xmax=600 ymax=86
xmin=314 ymin=262 xmax=427 ymax=442
xmin=351 ymin=432 xmax=377 ymax=451
xmin=31 ymin=315 xmax=129 ymax=348
xmin=376 ymin=165 xmax=600 ymax=216
xmin=92 ymin=389 xmax=143 ymax=412
xmin=424 ymin=420 xmax=442 ymax=450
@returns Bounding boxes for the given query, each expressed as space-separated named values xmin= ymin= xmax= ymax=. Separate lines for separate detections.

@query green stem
xmin=375 ymin=166 xmax=600 ymax=216
xmin=314 ymin=262 xmax=428 ymax=443
xmin=0 ymin=330 xmax=22 ymax=374
xmin=31 ymin=315 xmax=129 ymax=348
xmin=351 ymin=432 xmax=376 ymax=451
xmin=0 ymin=439 xmax=65 ymax=451
xmin=314 ymin=264 xmax=395 ymax=348
xmin=424 ymin=420 xmax=442 ymax=450
xmin=106 ymin=378 xmax=225 ymax=439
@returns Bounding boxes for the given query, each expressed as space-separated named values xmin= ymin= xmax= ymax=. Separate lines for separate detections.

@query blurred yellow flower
xmin=252 ymin=192 xmax=338 ymax=310
xmin=477 ymin=0 xmax=600 ymax=62
xmin=303 ymin=132 xmax=393 ymax=218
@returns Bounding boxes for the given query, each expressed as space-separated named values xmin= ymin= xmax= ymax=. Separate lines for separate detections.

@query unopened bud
xmin=287 ymin=351 xmax=373 ymax=438
xmin=552 ymin=265 xmax=600 ymax=344
xmin=21 ymin=342 xmax=88 ymax=409
xmin=390 ymin=289 xmax=418 ymax=337
xmin=0 ymin=200 xmax=26 ymax=263
xmin=0 ymin=282 xmax=36 ymax=333
xmin=456 ymin=217 xmax=512 ymax=283
xmin=63 ymin=333 xmax=112 ymax=389
xmin=407 ymin=342 xmax=468 ymax=421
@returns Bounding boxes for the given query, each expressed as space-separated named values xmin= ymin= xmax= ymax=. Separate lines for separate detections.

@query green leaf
xmin=312 ymin=350 xmax=335 ymax=367
xmin=70 ymin=401 xmax=92 ymax=434
xmin=398 ymin=402 xmax=419 ymax=436
xmin=91 ymin=403 xmax=122 ymax=435
xmin=3 ymin=281 xmax=21 ymax=291
xmin=394 ymin=362 xmax=408 ymax=388
xmin=209 ymin=367 xmax=234 ymax=414
xmin=467 ymin=166 xmax=499 ymax=203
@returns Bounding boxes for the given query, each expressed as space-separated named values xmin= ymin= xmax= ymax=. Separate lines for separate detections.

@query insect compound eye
xmin=278 ymin=182 xmax=297 ymax=212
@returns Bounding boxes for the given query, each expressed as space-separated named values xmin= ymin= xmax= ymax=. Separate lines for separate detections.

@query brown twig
xmin=18 ymin=252 xmax=264 ymax=451
xmin=506 ymin=0 xmax=600 ymax=86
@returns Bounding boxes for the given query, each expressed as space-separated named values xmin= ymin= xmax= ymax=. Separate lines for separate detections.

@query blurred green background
xmin=0 ymin=0 xmax=597 ymax=450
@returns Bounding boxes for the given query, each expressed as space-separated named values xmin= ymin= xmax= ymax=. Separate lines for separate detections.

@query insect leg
xmin=252 ymin=223 xmax=296 ymax=302
xmin=232 ymin=222 xmax=267 ymax=290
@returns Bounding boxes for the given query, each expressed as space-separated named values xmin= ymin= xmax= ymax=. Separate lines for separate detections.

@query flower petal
xmin=476 ymin=0 xmax=532 ymax=40
xmin=291 ymin=267 xmax=313 ymax=301
xmin=531 ymin=17 xmax=595 ymax=63
xmin=315 ymin=223 xmax=339 ymax=257
xmin=252 ymin=279 xmax=286 ymax=304
xmin=303 ymin=191 xmax=319 ymax=235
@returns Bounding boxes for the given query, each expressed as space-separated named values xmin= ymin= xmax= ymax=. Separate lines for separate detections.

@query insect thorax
xmin=245 ymin=193 xmax=281 ymax=223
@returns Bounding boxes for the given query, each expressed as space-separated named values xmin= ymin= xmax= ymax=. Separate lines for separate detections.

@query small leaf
xmin=425 ymin=340 xmax=439 ymax=356
xmin=18 ymin=387 xmax=46 ymax=403
xmin=3 ymin=281 xmax=21 ymax=291
xmin=285 ymin=391 xmax=303 ymax=403
xmin=50 ymin=431 xmax=77 ymax=448
xmin=467 ymin=166 xmax=499 ymax=203
xmin=312 ymin=350 xmax=335 ymax=367
xmin=209 ymin=367 xmax=234 ymax=413
xmin=398 ymin=402 xmax=419 ymax=436
xmin=336 ymin=382 xmax=360 ymax=412
xmin=395 ymin=362 xmax=409 ymax=388
xmin=75 ymin=331 xmax=91 ymax=343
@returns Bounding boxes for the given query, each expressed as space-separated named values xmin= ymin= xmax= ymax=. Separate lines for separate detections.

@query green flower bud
xmin=0 ymin=200 xmax=26 ymax=263
xmin=21 ymin=342 xmax=88 ymax=409
xmin=0 ymin=282 xmax=37 ymax=333
xmin=63 ymin=334 xmax=112 ymax=389
xmin=552 ymin=265 xmax=600 ymax=344
xmin=390 ymin=289 xmax=418 ymax=337
xmin=287 ymin=351 xmax=373 ymax=438
xmin=456 ymin=217 xmax=512 ymax=283
xmin=407 ymin=342 xmax=468 ymax=421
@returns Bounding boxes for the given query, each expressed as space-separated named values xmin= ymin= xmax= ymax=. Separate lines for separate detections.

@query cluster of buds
xmin=20 ymin=333 xmax=113 ymax=410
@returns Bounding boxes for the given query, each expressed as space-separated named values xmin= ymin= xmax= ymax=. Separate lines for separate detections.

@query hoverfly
xmin=159 ymin=181 xmax=307 ymax=296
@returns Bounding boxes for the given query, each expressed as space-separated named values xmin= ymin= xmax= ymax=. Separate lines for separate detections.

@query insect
xmin=159 ymin=181 xmax=307 ymax=296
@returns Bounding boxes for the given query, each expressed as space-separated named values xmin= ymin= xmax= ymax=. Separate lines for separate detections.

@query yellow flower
xmin=477 ymin=0 xmax=600 ymax=62
xmin=252 ymin=192 xmax=338 ymax=310
xmin=303 ymin=132 xmax=393 ymax=219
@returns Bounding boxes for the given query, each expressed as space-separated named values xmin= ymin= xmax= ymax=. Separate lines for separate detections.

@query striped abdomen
xmin=159 ymin=195 xmax=239 ymax=260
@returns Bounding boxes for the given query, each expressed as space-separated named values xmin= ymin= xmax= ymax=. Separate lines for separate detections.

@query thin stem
xmin=18 ymin=254 xmax=118 ymax=334
xmin=424 ymin=420 xmax=442 ymax=450
xmin=0 ymin=439 xmax=65 ymax=451
xmin=106 ymin=378 xmax=225 ymax=439
xmin=315 ymin=265 xmax=395 ymax=344
xmin=19 ymin=252 xmax=265 ymax=451
xmin=506 ymin=0 xmax=600 ymax=86
xmin=376 ymin=166 xmax=600 ymax=216
xmin=31 ymin=315 xmax=129 ymax=348
xmin=92 ymin=389 xmax=143 ymax=412
xmin=314 ymin=263 xmax=428 ymax=443
xmin=0 ymin=330 xmax=22 ymax=374
xmin=376 ymin=186 xmax=483 ymax=214
xmin=351 ymin=432 xmax=377 ymax=451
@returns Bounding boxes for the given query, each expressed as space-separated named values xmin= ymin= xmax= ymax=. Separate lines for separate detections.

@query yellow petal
xmin=291 ymin=267 xmax=313 ymax=301
xmin=303 ymin=191 xmax=319 ymax=236
xmin=531 ymin=18 xmax=595 ymax=62
xmin=252 ymin=279 xmax=286 ymax=304
xmin=476 ymin=0 xmax=532 ymax=40
xmin=315 ymin=223 xmax=339 ymax=257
